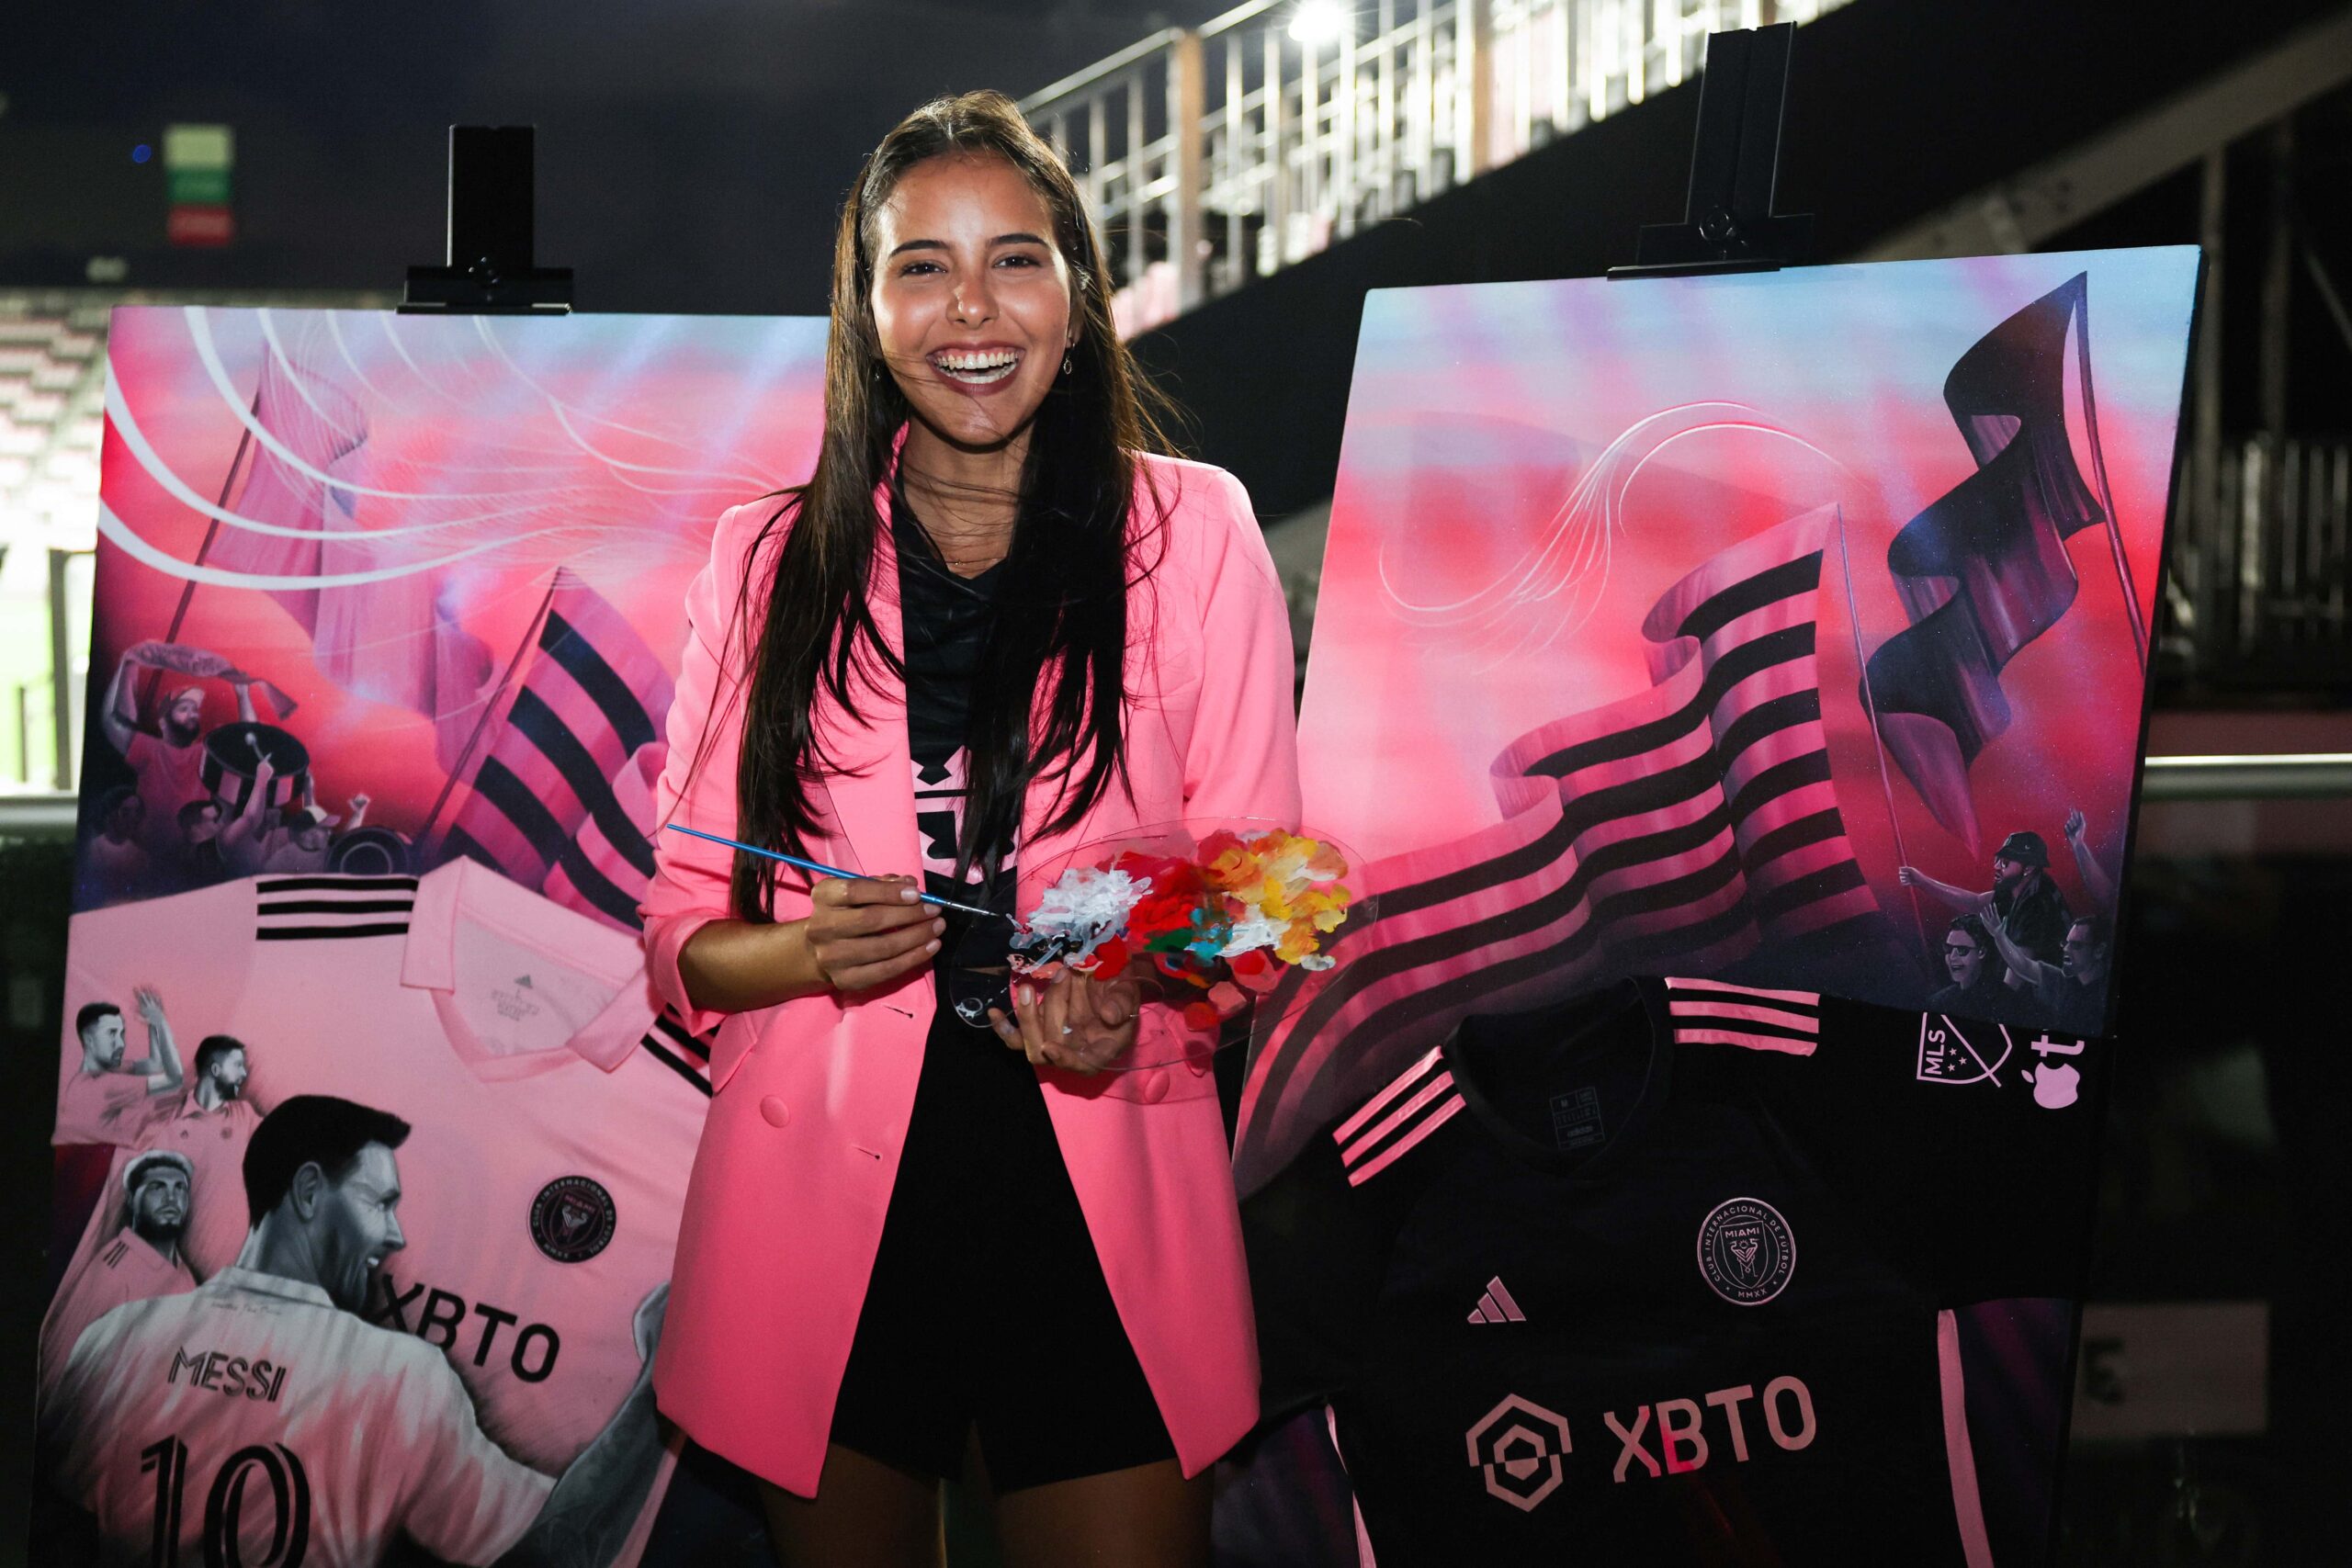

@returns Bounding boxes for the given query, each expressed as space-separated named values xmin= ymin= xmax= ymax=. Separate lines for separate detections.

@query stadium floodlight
xmin=1286 ymin=0 xmax=1349 ymax=47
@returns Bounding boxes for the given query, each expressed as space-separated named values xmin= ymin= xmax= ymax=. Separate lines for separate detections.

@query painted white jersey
xmin=39 ymin=1229 xmax=198 ymax=1399
xmin=143 ymin=1095 xmax=264 ymax=1282
xmin=55 ymin=860 xmax=712 ymax=1481
xmin=44 ymin=1267 xmax=553 ymax=1567
xmin=54 ymin=1068 xmax=175 ymax=1148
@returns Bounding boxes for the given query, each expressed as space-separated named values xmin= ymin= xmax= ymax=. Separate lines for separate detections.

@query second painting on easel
xmin=1241 ymin=247 xmax=2195 ymax=1177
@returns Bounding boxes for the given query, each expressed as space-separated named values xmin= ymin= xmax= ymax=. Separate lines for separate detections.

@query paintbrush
xmin=662 ymin=824 xmax=1017 ymax=924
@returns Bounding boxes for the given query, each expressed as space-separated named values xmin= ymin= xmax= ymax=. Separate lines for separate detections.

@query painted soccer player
xmin=153 ymin=1032 xmax=266 ymax=1279
xmin=37 ymin=1150 xmax=198 ymax=1394
xmin=645 ymin=90 xmax=1297 ymax=1567
xmin=40 ymin=1095 xmax=670 ymax=1568
xmin=55 ymin=989 xmax=184 ymax=1146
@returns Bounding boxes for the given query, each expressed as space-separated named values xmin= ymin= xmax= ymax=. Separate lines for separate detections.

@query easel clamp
xmin=401 ymin=126 xmax=573 ymax=314
xmin=1611 ymin=24 xmax=1815 ymax=280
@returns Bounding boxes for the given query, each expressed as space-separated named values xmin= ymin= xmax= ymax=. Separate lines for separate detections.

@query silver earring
xmin=1062 ymin=352 xmax=1074 ymax=376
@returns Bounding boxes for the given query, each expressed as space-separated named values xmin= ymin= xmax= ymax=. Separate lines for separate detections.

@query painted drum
xmin=328 ymin=827 xmax=416 ymax=877
xmin=198 ymin=721 xmax=311 ymax=817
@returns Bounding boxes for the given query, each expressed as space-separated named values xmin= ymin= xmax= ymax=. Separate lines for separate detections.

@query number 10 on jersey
xmin=141 ymin=1436 xmax=312 ymax=1567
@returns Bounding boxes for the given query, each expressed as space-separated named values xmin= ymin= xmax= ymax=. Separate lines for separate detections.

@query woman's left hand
xmin=989 ymin=967 xmax=1142 ymax=1075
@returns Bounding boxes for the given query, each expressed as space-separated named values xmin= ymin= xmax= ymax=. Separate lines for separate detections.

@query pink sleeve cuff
xmin=644 ymin=909 xmax=729 ymax=1038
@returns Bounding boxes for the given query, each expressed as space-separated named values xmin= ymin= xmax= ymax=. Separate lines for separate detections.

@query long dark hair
xmin=718 ymin=90 xmax=1182 ymax=920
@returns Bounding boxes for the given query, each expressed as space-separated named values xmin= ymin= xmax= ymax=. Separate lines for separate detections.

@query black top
xmin=1994 ymin=872 xmax=2074 ymax=967
xmin=823 ymin=497 xmax=1179 ymax=1489
xmin=1925 ymin=968 xmax=2031 ymax=1024
xmin=1243 ymin=978 xmax=2108 ymax=1565
xmin=893 ymin=491 xmax=1017 ymax=1031
xmin=2030 ymin=968 xmax=2108 ymax=1038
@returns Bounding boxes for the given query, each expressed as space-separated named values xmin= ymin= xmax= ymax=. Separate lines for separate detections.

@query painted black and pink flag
xmin=1273 ymin=251 xmax=2197 ymax=1189
xmin=437 ymin=569 xmax=677 ymax=932
xmin=1862 ymin=273 xmax=2138 ymax=853
xmin=1238 ymin=505 xmax=1897 ymax=1192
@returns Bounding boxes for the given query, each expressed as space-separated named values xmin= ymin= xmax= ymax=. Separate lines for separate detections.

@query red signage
xmin=166 ymin=206 xmax=235 ymax=247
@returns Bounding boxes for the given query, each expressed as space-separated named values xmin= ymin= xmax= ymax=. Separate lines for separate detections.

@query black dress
xmin=822 ymin=497 xmax=1176 ymax=1492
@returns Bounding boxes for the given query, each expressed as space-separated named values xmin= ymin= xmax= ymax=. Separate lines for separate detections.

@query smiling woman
xmin=870 ymin=153 xmax=1085 ymax=558
xmin=641 ymin=90 xmax=1301 ymax=1568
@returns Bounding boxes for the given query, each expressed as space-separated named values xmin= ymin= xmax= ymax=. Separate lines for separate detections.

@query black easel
xmin=1610 ymin=24 xmax=1812 ymax=279
xmin=395 ymin=124 xmax=573 ymax=869
xmin=401 ymin=126 xmax=573 ymax=313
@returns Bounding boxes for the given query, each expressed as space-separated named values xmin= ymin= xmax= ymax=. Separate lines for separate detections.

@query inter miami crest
xmin=1697 ymin=1196 xmax=1795 ymax=1305
xmin=530 ymin=1176 xmax=617 ymax=1263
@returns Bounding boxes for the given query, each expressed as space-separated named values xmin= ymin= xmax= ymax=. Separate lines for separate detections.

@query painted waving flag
xmin=1236 ymin=506 xmax=1883 ymax=1193
xmin=208 ymin=348 xmax=496 ymax=761
xmin=1860 ymin=273 xmax=2118 ymax=852
xmin=438 ymin=568 xmax=675 ymax=931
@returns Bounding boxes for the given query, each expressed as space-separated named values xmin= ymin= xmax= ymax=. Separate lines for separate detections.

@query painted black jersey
xmin=1244 ymin=977 xmax=2106 ymax=1566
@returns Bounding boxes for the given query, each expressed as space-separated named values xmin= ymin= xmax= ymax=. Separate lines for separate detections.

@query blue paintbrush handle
xmin=662 ymin=824 xmax=1012 ymax=923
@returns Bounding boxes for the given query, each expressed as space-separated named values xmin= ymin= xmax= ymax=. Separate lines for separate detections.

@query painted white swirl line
xmin=373 ymin=310 xmax=474 ymax=411
xmin=255 ymin=310 xmax=365 ymax=446
xmin=96 ymin=502 xmax=562 ymax=589
xmin=105 ymin=367 xmax=607 ymax=545
xmin=322 ymin=310 xmax=397 ymax=406
xmin=467 ymin=315 xmax=773 ymax=493
xmin=184 ymin=306 xmax=539 ymax=502
xmin=1374 ymin=401 xmax=1758 ymax=619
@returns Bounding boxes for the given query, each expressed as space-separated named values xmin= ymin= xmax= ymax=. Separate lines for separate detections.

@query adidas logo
xmin=1467 ymin=1276 xmax=1526 ymax=1325
xmin=515 ymin=976 xmax=534 ymax=989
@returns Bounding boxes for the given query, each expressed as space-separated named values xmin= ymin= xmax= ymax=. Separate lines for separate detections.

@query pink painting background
xmin=1299 ymin=249 xmax=2197 ymax=986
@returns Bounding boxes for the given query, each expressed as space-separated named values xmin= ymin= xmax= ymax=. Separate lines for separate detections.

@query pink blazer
xmin=641 ymin=452 xmax=1301 ymax=1495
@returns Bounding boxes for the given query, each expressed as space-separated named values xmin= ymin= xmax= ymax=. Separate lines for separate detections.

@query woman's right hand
xmin=804 ymin=874 xmax=944 ymax=993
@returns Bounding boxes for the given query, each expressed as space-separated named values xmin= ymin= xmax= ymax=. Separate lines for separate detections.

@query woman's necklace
xmin=902 ymin=541 xmax=997 ymax=597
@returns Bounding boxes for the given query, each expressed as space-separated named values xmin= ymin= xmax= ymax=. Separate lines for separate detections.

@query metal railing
xmin=2162 ymin=435 xmax=2352 ymax=684
xmin=1022 ymin=0 xmax=1853 ymax=335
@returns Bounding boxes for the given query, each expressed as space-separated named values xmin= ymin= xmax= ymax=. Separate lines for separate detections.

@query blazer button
xmin=1136 ymin=1069 xmax=1170 ymax=1104
xmin=758 ymin=1096 xmax=791 ymax=1128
